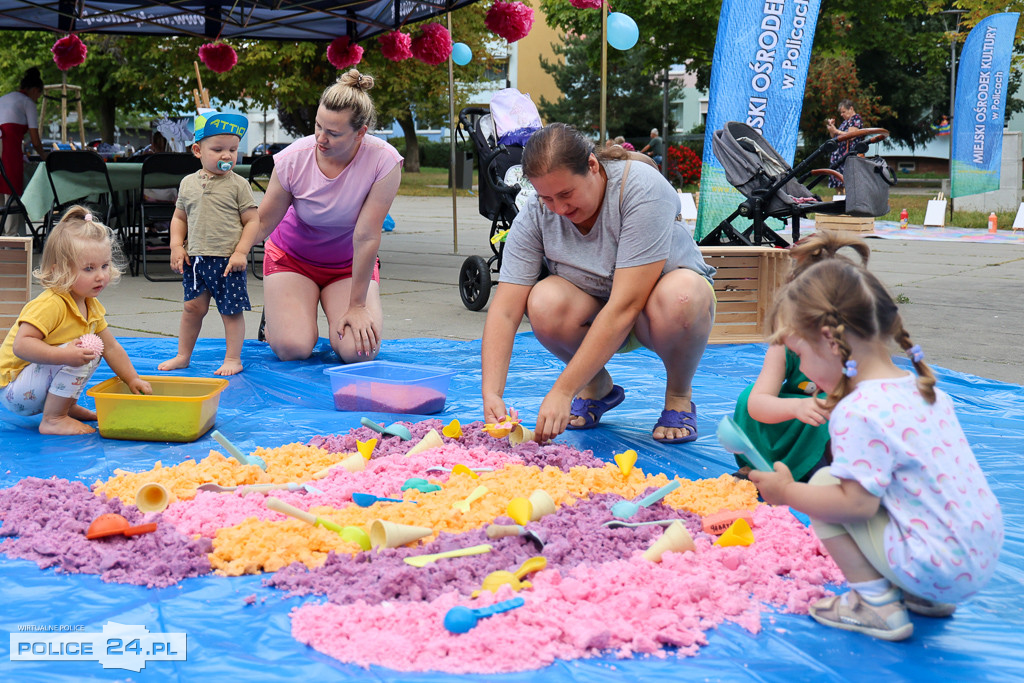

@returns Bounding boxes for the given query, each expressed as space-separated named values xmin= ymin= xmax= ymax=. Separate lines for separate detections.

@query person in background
xmin=255 ymin=69 xmax=402 ymax=363
xmin=0 ymin=67 xmax=46 ymax=236
xmin=825 ymin=99 xmax=862 ymax=188
xmin=640 ymin=128 xmax=664 ymax=168
xmin=131 ymin=131 xmax=168 ymax=159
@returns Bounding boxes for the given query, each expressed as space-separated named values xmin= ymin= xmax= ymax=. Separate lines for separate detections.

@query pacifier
xmin=217 ymin=160 xmax=232 ymax=172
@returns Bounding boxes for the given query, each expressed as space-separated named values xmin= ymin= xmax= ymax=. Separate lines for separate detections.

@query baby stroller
xmin=456 ymin=89 xmax=541 ymax=311
xmin=700 ymin=121 xmax=895 ymax=247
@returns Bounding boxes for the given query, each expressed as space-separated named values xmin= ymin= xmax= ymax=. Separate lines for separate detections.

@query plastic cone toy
xmin=135 ymin=482 xmax=169 ymax=513
xmin=405 ymin=429 xmax=444 ymax=457
xmin=702 ymin=509 xmax=754 ymax=535
xmin=614 ymin=449 xmax=638 ymax=478
xmin=507 ymin=497 xmax=533 ymax=525
xmin=528 ymin=489 xmax=556 ymax=521
xmin=643 ymin=521 xmax=696 ymax=562
xmin=340 ymin=452 xmax=367 ymax=472
xmin=508 ymin=424 xmax=535 ymax=446
xmin=369 ymin=520 xmax=433 ymax=548
xmin=714 ymin=517 xmax=755 ymax=547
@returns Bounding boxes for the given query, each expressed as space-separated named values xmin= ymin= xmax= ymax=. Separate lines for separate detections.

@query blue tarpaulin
xmin=1 ymin=335 xmax=1022 ymax=681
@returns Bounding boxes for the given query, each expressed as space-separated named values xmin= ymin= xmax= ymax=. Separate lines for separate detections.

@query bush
xmin=420 ymin=139 xmax=475 ymax=169
xmin=666 ymin=144 xmax=702 ymax=186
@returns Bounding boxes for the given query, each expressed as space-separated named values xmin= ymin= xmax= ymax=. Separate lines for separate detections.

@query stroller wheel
xmin=257 ymin=311 xmax=267 ymax=342
xmin=459 ymin=255 xmax=492 ymax=311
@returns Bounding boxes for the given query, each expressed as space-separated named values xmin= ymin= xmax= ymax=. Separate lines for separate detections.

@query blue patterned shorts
xmin=183 ymin=256 xmax=251 ymax=316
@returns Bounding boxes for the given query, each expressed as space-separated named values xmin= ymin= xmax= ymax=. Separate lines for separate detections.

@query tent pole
xmin=448 ymin=9 xmax=458 ymax=254
xmin=599 ymin=3 xmax=607 ymax=146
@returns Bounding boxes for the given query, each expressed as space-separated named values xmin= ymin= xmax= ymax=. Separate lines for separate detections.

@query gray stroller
xmin=700 ymin=121 xmax=895 ymax=247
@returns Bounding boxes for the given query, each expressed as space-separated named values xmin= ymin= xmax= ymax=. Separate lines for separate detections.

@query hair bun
xmin=339 ymin=68 xmax=374 ymax=92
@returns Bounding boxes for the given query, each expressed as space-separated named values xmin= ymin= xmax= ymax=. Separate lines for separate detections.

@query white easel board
xmin=678 ymin=192 xmax=698 ymax=220
xmin=923 ymin=199 xmax=947 ymax=227
xmin=1013 ymin=202 xmax=1024 ymax=230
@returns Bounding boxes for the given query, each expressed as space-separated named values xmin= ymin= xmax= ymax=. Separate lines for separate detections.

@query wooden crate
xmin=814 ymin=214 xmax=875 ymax=233
xmin=701 ymin=246 xmax=789 ymax=344
xmin=0 ymin=237 xmax=33 ymax=338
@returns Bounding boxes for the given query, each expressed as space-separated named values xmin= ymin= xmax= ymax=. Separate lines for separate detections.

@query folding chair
xmin=247 ymin=154 xmax=274 ymax=280
xmin=134 ymin=153 xmax=201 ymax=281
xmin=0 ymin=157 xmax=38 ymax=246
xmin=42 ymin=151 xmax=124 ymax=251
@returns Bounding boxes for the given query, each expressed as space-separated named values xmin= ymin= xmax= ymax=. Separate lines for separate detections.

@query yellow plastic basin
xmin=86 ymin=376 xmax=229 ymax=442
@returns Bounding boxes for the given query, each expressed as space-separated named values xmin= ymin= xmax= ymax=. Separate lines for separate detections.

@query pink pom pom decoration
xmin=570 ymin=0 xmax=604 ymax=7
xmin=76 ymin=334 xmax=104 ymax=357
xmin=51 ymin=34 xmax=88 ymax=71
xmin=485 ymin=1 xmax=535 ymax=43
xmin=327 ymin=36 xmax=364 ymax=69
xmin=378 ymin=31 xmax=413 ymax=62
xmin=198 ymin=42 xmax=238 ymax=73
xmin=411 ymin=23 xmax=452 ymax=66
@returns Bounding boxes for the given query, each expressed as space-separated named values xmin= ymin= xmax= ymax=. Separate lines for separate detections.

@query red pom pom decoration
xmin=485 ymin=1 xmax=535 ymax=43
xmin=411 ymin=23 xmax=452 ymax=66
xmin=198 ymin=42 xmax=238 ymax=73
xmin=327 ymin=36 xmax=364 ymax=70
xmin=51 ymin=34 xmax=88 ymax=71
xmin=570 ymin=0 xmax=604 ymax=7
xmin=378 ymin=31 xmax=413 ymax=62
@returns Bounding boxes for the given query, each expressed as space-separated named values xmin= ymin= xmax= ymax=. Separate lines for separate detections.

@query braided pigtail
xmin=824 ymin=320 xmax=855 ymax=409
xmin=893 ymin=321 xmax=937 ymax=404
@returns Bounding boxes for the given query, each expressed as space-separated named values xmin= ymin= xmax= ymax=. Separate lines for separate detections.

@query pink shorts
xmin=263 ymin=239 xmax=380 ymax=289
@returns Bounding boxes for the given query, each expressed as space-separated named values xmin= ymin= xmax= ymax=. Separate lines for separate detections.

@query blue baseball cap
xmin=194 ymin=112 xmax=248 ymax=142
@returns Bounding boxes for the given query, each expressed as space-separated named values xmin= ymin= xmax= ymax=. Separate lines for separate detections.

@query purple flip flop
xmin=652 ymin=402 xmax=698 ymax=444
xmin=566 ymin=385 xmax=626 ymax=430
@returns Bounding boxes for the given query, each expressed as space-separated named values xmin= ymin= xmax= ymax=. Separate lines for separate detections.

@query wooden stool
xmin=0 ymin=237 xmax=33 ymax=338
xmin=701 ymin=246 xmax=788 ymax=344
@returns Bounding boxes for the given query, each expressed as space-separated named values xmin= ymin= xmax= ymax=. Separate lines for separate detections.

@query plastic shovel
xmin=265 ymin=497 xmax=371 ymax=550
xmin=351 ymin=492 xmax=418 ymax=507
xmin=610 ymin=479 xmax=681 ymax=519
xmin=211 ymin=430 xmax=268 ymax=470
xmin=716 ymin=417 xmax=773 ymax=472
xmin=601 ymin=518 xmax=679 ymax=529
xmin=404 ymin=543 xmax=493 ymax=567
xmin=472 ymin=556 xmax=547 ymax=597
xmin=197 ymin=482 xmax=323 ymax=495
xmin=452 ymin=485 xmax=489 ymax=513
xmin=86 ymin=513 xmax=157 ymax=540
xmin=360 ymin=417 xmax=412 ymax=441
xmin=444 ymin=597 xmax=525 ymax=634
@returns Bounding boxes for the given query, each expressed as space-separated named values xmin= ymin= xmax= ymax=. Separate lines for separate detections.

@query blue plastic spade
xmin=610 ymin=479 xmax=681 ymax=519
xmin=716 ymin=417 xmax=773 ymax=472
xmin=444 ymin=597 xmax=525 ymax=634
xmin=351 ymin=492 xmax=418 ymax=507
xmin=211 ymin=430 xmax=267 ymax=470
xmin=360 ymin=417 xmax=412 ymax=441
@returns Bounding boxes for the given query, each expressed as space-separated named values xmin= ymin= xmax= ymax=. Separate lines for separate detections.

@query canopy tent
xmin=0 ymin=0 xmax=481 ymax=41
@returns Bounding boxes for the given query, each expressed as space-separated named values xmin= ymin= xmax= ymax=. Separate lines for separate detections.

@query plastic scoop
xmin=197 ymin=482 xmax=323 ymax=495
xmin=404 ymin=543 xmax=493 ymax=567
xmin=265 ymin=497 xmax=371 ymax=550
xmin=86 ymin=513 xmax=157 ymax=540
xmin=452 ymin=485 xmax=489 ymax=513
xmin=425 ymin=465 xmax=494 ymax=474
xmin=472 ymin=556 xmax=547 ymax=597
xmin=360 ymin=417 xmax=412 ymax=441
xmin=485 ymin=524 xmax=546 ymax=550
xmin=601 ymin=518 xmax=679 ymax=529
xmin=211 ymin=430 xmax=268 ymax=470
xmin=610 ymin=479 xmax=682 ymax=519
xmin=400 ymin=478 xmax=442 ymax=493
xmin=716 ymin=417 xmax=773 ymax=472
xmin=351 ymin=492 xmax=418 ymax=507
xmin=444 ymin=597 xmax=525 ymax=634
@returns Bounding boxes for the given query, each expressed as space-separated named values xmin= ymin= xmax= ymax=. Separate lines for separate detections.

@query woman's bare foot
xmin=214 ymin=359 xmax=243 ymax=376
xmin=69 ymin=404 xmax=97 ymax=421
xmin=568 ymin=373 xmax=615 ymax=428
xmin=39 ymin=415 xmax=95 ymax=435
xmin=158 ymin=355 xmax=191 ymax=371
xmin=652 ymin=394 xmax=695 ymax=442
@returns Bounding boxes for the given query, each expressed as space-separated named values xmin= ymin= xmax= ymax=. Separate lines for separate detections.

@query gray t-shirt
xmin=499 ymin=159 xmax=714 ymax=299
xmin=648 ymin=136 xmax=665 ymax=157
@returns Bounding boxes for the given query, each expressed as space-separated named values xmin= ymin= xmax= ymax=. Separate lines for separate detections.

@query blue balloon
xmin=607 ymin=12 xmax=639 ymax=51
xmin=452 ymin=42 xmax=472 ymax=66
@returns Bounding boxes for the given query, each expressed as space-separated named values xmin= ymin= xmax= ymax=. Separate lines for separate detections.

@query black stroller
xmin=456 ymin=106 xmax=534 ymax=311
xmin=699 ymin=121 xmax=894 ymax=247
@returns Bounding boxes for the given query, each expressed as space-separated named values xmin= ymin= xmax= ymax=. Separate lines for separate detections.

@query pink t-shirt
xmin=270 ymin=134 xmax=402 ymax=267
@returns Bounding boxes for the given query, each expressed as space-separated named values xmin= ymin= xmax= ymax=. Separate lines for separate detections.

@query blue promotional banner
xmin=695 ymin=0 xmax=822 ymax=241
xmin=951 ymin=12 xmax=1020 ymax=199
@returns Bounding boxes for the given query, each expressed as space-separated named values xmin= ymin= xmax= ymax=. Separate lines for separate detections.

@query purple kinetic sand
xmin=0 ymin=477 xmax=211 ymax=587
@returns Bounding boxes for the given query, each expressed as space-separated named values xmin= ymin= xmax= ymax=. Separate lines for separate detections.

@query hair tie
xmin=83 ymin=213 xmax=93 ymax=222
xmin=907 ymin=345 xmax=924 ymax=363
xmin=842 ymin=360 xmax=858 ymax=378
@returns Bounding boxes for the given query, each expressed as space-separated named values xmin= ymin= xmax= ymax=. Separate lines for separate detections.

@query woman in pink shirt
xmin=256 ymin=69 xmax=403 ymax=362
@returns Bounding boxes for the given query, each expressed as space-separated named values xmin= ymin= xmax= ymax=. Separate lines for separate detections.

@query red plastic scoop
xmin=86 ymin=513 xmax=157 ymax=540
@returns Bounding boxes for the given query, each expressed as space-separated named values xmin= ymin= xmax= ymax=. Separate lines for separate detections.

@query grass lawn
xmin=398 ymin=167 xmax=476 ymax=198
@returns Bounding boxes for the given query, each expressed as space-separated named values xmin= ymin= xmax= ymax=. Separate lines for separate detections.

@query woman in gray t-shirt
xmin=482 ymin=123 xmax=716 ymax=444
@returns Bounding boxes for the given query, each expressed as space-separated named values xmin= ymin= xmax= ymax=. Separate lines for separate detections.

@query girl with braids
xmin=750 ymin=232 xmax=1003 ymax=642
xmin=731 ymin=232 xmax=872 ymax=482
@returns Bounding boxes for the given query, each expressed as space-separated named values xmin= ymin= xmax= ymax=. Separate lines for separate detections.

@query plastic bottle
xmin=899 ymin=208 xmax=909 ymax=230
xmin=988 ymin=212 xmax=998 ymax=234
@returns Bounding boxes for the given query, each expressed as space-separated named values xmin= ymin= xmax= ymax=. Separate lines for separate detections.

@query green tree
xmin=537 ymin=31 xmax=677 ymax=137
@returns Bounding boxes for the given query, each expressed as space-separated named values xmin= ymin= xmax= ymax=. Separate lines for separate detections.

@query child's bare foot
xmin=39 ymin=415 xmax=96 ymax=435
xmin=69 ymin=405 xmax=97 ymax=421
xmin=214 ymin=359 xmax=243 ymax=376
xmin=158 ymin=355 xmax=191 ymax=371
